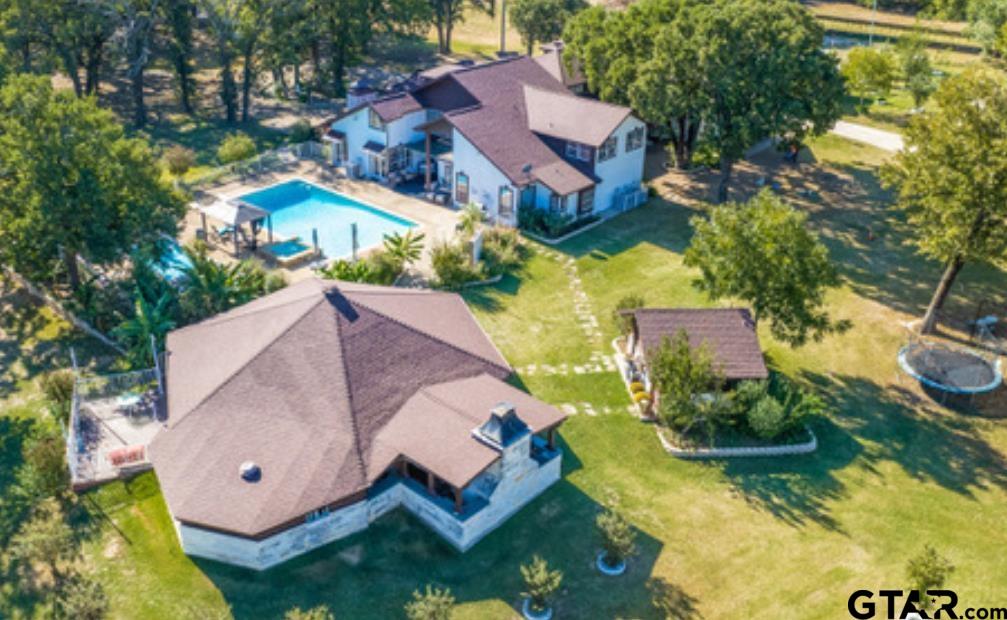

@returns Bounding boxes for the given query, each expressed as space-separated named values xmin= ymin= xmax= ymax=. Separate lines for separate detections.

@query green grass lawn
xmin=3 ymin=135 xmax=1007 ymax=619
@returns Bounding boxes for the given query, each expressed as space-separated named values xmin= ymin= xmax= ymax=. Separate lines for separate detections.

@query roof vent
xmin=239 ymin=461 xmax=261 ymax=482
xmin=475 ymin=402 xmax=529 ymax=449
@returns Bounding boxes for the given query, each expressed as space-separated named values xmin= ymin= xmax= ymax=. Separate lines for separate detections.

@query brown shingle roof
xmin=534 ymin=43 xmax=586 ymax=88
xmin=419 ymin=57 xmax=610 ymax=195
xmin=524 ymin=85 xmax=629 ymax=147
xmin=369 ymin=92 xmax=423 ymax=122
xmin=149 ymin=279 xmax=563 ymax=537
xmin=633 ymin=308 xmax=769 ymax=381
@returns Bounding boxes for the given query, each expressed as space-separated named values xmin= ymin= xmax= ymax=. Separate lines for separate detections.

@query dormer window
xmin=368 ymin=108 xmax=385 ymax=131
xmin=565 ymin=141 xmax=591 ymax=162
xmin=598 ymin=135 xmax=617 ymax=162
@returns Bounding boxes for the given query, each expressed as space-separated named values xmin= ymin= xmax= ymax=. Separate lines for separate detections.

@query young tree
xmin=284 ymin=605 xmax=335 ymax=620
xmin=55 ymin=573 xmax=109 ymax=620
xmin=39 ymin=370 xmax=76 ymax=425
xmin=404 ymin=585 xmax=456 ymax=620
xmin=217 ymin=132 xmax=257 ymax=164
xmin=684 ymin=190 xmax=845 ymax=346
xmin=0 ymin=76 xmax=185 ymax=289
xmin=882 ymin=69 xmax=1007 ymax=334
xmin=842 ymin=46 xmax=898 ymax=108
xmin=163 ymin=145 xmax=197 ymax=177
xmin=510 ymin=0 xmax=586 ymax=55
xmin=595 ymin=494 xmax=636 ymax=570
xmin=17 ymin=434 xmax=70 ymax=501
xmin=647 ymin=329 xmax=725 ymax=436
xmin=897 ymin=30 xmax=935 ymax=108
xmin=520 ymin=555 xmax=562 ymax=614
xmin=9 ymin=498 xmax=76 ymax=590
xmin=906 ymin=545 xmax=954 ymax=609
xmin=967 ymin=0 xmax=1007 ymax=55
xmin=382 ymin=230 xmax=426 ymax=268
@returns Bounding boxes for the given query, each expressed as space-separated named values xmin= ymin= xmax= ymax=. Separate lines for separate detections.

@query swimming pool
xmin=238 ymin=180 xmax=416 ymax=259
xmin=155 ymin=238 xmax=192 ymax=282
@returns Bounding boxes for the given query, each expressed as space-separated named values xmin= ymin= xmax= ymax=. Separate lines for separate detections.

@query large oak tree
xmin=0 ymin=76 xmax=185 ymax=289
xmin=882 ymin=68 xmax=1007 ymax=334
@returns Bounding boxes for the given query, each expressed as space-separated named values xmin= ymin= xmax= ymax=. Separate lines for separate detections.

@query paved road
xmin=831 ymin=120 xmax=904 ymax=152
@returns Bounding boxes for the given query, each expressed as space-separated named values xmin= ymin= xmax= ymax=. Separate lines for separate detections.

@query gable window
xmin=368 ymin=108 xmax=385 ymax=131
xmin=565 ymin=141 xmax=591 ymax=162
xmin=626 ymin=126 xmax=645 ymax=152
xmin=455 ymin=172 xmax=469 ymax=204
xmin=598 ymin=136 xmax=617 ymax=162
xmin=499 ymin=186 xmax=515 ymax=217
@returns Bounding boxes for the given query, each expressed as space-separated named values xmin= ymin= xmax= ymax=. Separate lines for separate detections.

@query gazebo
xmin=196 ymin=199 xmax=271 ymax=256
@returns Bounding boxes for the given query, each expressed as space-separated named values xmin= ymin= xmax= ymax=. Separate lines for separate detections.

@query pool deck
xmin=180 ymin=160 xmax=461 ymax=283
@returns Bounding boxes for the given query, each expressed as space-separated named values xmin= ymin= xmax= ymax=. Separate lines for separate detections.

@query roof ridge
xmin=522 ymin=83 xmax=631 ymax=113
xmin=328 ymin=289 xmax=369 ymax=492
xmin=416 ymin=376 xmax=494 ymax=425
xmin=167 ymin=294 xmax=327 ymax=431
xmin=170 ymin=283 xmax=325 ymax=334
xmin=350 ymin=296 xmax=512 ymax=374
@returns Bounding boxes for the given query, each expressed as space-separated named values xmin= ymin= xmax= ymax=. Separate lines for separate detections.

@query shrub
xmin=481 ymin=227 xmax=524 ymax=277
xmin=596 ymin=494 xmax=636 ymax=569
xmin=284 ymin=605 xmax=334 ymax=620
xmin=366 ymin=250 xmax=405 ymax=285
xmin=39 ymin=370 xmax=75 ymax=424
xmin=288 ymin=119 xmax=314 ymax=144
xmin=689 ymin=140 xmax=720 ymax=169
xmin=458 ymin=203 xmax=485 ymax=237
xmin=518 ymin=202 xmax=582 ymax=238
xmin=163 ymin=145 xmax=196 ymax=177
xmin=613 ymin=294 xmax=645 ymax=334
xmin=319 ymin=258 xmax=374 ymax=283
xmin=55 ymin=573 xmax=108 ymax=620
xmin=383 ymin=230 xmax=426 ymax=268
xmin=520 ymin=555 xmax=562 ymax=612
xmin=629 ymin=381 xmax=645 ymax=393
xmin=747 ymin=394 xmax=787 ymax=439
xmin=217 ymin=133 xmax=257 ymax=165
xmin=264 ymin=271 xmax=287 ymax=294
xmin=906 ymin=545 xmax=954 ymax=609
xmin=431 ymin=241 xmax=480 ymax=290
xmin=404 ymin=585 xmax=455 ymax=620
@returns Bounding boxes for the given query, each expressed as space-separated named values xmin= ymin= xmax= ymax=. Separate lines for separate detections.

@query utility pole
xmin=500 ymin=0 xmax=507 ymax=54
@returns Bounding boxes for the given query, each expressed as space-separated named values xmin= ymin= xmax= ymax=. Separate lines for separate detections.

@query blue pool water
xmin=239 ymin=180 xmax=416 ymax=259
xmin=156 ymin=239 xmax=192 ymax=282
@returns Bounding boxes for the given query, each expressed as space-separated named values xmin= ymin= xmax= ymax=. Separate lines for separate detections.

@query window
xmin=598 ymin=136 xmax=617 ymax=162
xmin=368 ymin=108 xmax=385 ymax=130
xmin=565 ymin=141 xmax=591 ymax=162
xmin=577 ymin=186 xmax=595 ymax=216
xmin=499 ymin=186 xmax=514 ymax=217
xmin=626 ymin=126 xmax=645 ymax=152
xmin=550 ymin=193 xmax=566 ymax=213
xmin=455 ymin=172 xmax=469 ymax=204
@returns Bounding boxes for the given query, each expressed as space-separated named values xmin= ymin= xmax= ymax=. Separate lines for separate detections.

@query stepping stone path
xmin=539 ymin=249 xmax=604 ymax=345
xmin=517 ymin=352 xmax=617 ymax=377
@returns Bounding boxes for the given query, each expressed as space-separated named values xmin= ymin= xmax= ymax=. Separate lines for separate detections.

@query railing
xmin=184 ymin=142 xmax=331 ymax=190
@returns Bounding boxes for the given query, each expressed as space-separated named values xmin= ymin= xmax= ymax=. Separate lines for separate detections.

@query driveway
xmin=831 ymin=121 xmax=904 ymax=152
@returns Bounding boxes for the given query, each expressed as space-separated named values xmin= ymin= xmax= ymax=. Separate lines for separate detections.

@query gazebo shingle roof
xmin=149 ymin=279 xmax=564 ymax=538
xmin=632 ymin=308 xmax=769 ymax=381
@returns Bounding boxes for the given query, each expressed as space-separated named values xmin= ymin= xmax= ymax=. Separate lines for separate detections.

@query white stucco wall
xmin=386 ymin=110 xmax=427 ymax=147
xmin=451 ymin=130 xmax=519 ymax=227
xmin=592 ymin=116 xmax=647 ymax=214
xmin=171 ymin=446 xmax=562 ymax=570
xmin=331 ymin=108 xmax=387 ymax=173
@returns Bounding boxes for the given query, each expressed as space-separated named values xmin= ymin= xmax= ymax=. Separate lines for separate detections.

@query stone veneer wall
xmin=174 ymin=449 xmax=562 ymax=570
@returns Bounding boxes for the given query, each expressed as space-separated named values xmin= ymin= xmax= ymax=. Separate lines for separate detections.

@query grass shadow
xmin=196 ymin=477 xmax=681 ymax=619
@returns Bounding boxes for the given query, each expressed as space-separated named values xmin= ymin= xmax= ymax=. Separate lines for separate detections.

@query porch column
xmin=424 ymin=131 xmax=432 ymax=191
xmin=427 ymin=470 xmax=436 ymax=495
xmin=453 ymin=486 xmax=463 ymax=514
xmin=232 ymin=227 xmax=239 ymax=256
xmin=547 ymin=428 xmax=556 ymax=450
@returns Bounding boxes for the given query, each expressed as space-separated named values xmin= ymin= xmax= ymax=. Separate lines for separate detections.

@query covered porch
xmin=415 ymin=116 xmax=455 ymax=204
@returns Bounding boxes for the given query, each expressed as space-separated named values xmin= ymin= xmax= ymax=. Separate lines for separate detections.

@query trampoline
xmin=898 ymin=341 xmax=1003 ymax=397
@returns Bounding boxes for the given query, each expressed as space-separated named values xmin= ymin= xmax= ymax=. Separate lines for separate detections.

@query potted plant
xmin=520 ymin=555 xmax=562 ymax=620
xmin=595 ymin=496 xmax=636 ymax=576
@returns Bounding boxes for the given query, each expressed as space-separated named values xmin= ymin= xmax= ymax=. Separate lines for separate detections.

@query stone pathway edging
xmin=655 ymin=426 xmax=818 ymax=459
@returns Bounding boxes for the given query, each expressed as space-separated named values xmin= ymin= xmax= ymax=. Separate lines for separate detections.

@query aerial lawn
xmin=2 ymin=134 xmax=1006 ymax=619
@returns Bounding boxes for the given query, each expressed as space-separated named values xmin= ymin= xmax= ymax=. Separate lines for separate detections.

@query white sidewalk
xmin=831 ymin=120 xmax=904 ymax=152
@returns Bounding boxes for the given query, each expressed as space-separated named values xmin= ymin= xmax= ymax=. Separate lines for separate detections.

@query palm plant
xmin=520 ymin=555 xmax=562 ymax=613
xmin=383 ymin=230 xmax=426 ymax=267
xmin=177 ymin=243 xmax=269 ymax=321
xmin=113 ymin=291 xmax=176 ymax=368
xmin=458 ymin=203 xmax=484 ymax=237
xmin=318 ymin=259 xmax=374 ymax=283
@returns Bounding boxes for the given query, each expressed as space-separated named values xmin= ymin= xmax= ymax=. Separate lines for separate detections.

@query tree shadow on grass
xmin=804 ymin=371 xmax=1007 ymax=498
xmin=719 ymin=413 xmax=858 ymax=534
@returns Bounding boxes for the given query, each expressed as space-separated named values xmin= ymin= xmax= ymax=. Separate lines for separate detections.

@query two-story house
xmin=325 ymin=56 xmax=646 ymax=228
